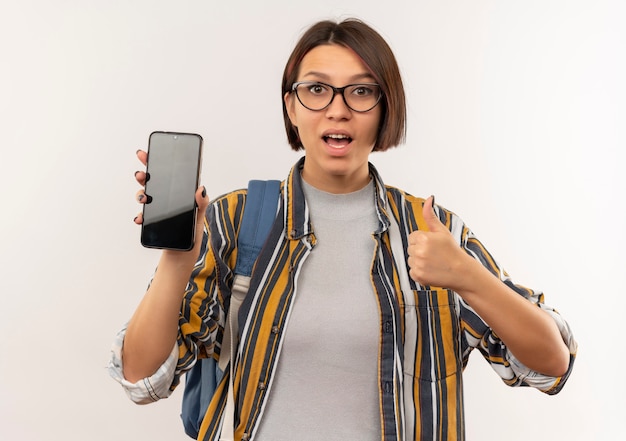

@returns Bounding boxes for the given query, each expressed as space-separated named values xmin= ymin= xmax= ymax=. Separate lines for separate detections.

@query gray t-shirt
xmin=255 ymin=179 xmax=381 ymax=440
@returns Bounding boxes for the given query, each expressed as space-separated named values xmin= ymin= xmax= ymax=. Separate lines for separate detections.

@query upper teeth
xmin=327 ymin=134 xmax=349 ymax=139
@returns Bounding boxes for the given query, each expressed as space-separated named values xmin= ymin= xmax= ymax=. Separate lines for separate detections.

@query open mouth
xmin=323 ymin=133 xmax=353 ymax=148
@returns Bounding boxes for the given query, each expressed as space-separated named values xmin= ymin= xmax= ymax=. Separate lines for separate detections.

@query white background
xmin=1 ymin=1 xmax=623 ymax=440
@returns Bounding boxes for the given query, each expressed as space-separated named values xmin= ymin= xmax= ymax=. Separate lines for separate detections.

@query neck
xmin=301 ymin=166 xmax=371 ymax=194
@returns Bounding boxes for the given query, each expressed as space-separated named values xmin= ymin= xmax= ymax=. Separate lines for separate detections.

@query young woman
xmin=110 ymin=18 xmax=576 ymax=441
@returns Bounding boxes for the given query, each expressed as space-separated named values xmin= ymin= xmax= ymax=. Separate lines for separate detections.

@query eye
xmin=351 ymin=85 xmax=375 ymax=97
xmin=307 ymin=83 xmax=329 ymax=95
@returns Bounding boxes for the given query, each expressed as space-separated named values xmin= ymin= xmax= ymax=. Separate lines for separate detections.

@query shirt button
xmin=258 ymin=382 xmax=266 ymax=391
xmin=383 ymin=381 xmax=393 ymax=394
xmin=384 ymin=321 xmax=392 ymax=333
xmin=271 ymin=326 xmax=279 ymax=334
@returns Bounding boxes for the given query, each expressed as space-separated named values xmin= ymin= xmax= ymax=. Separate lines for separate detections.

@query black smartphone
xmin=140 ymin=131 xmax=203 ymax=250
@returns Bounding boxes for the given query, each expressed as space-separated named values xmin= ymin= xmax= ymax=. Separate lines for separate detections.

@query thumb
xmin=192 ymin=186 xmax=209 ymax=249
xmin=422 ymin=195 xmax=445 ymax=232
xmin=196 ymin=186 xmax=209 ymax=214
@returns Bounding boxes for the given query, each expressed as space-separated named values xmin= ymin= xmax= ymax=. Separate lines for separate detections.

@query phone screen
xmin=141 ymin=131 xmax=203 ymax=250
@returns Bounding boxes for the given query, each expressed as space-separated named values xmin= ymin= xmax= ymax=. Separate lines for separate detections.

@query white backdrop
xmin=1 ymin=1 xmax=624 ymax=440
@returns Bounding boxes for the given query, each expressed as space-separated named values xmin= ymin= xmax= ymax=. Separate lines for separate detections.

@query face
xmin=284 ymin=44 xmax=381 ymax=194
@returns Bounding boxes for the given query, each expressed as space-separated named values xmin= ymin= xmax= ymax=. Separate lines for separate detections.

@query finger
xmin=134 ymin=170 xmax=147 ymax=186
xmin=409 ymin=267 xmax=428 ymax=286
xmin=136 ymin=189 xmax=152 ymax=204
xmin=133 ymin=212 xmax=143 ymax=225
xmin=407 ymin=230 xmax=422 ymax=248
xmin=422 ymin=195 xmax=444 ymax=232
xmin=196 ymin=186 xmax=209 ymax=212
xmin=136 ymin=149 xmax=148 ymax=166
xmin=191 ymin=186 xmax=209 ymax=250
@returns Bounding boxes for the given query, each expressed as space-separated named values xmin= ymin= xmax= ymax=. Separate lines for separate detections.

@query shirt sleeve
xmin=108 ymin=191 xmax=245 ymax=403
xmin=107 ymin=324 xmax=179 ymax=404
xmin=172 ymin=193 xmax=243 ymax=385
xmin=450 ymin=211 xmax=578 ymax=395
xmin=505 ymin=305 xmax=577 ymax=393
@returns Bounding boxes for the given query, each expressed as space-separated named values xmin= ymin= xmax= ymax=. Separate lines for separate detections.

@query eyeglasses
xmin=291 ymin=81 xmax=382 ymax=113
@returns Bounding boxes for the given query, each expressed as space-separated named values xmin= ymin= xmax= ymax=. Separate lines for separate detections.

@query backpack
xmin=181 ymin=179 xmax=281 ymax=439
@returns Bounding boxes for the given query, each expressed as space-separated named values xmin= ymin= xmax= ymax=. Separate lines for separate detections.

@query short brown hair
xmin=282 ymin=18 xmax=406 ymax=152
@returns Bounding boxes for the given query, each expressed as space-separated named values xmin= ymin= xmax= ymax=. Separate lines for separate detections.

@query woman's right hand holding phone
xmin=133 ymin=149 xmax=209 ymax=265
xmin=123 ymin=149 xmax=209 ymax=383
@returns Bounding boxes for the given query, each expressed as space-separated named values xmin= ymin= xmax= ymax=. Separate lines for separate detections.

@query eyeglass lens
xmin=294 ymin=82 xmax=381 ymax=112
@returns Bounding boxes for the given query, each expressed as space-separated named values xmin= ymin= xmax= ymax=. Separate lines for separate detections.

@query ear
xmin=284 ymin=91 xmax=298 ymax=127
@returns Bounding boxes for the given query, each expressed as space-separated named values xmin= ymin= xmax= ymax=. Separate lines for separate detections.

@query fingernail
xmin=138 ymin=194 xmax=144 ymax=202
xmin=136 ymin=149 xmax=142 ymax=155
xmin=431 ymin=195 xmax=436 ymax=208
xmin=201 ymin=186 xmax=206 ymax=198
xmin=133 ymin=216 xmax=138 ymax=223
xmin=134 ymin=171 xmax=141 ymax=178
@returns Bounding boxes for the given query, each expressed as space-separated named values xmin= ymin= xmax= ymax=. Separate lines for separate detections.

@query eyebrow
xmin=300 ymin=71 xmax=376 ymax=83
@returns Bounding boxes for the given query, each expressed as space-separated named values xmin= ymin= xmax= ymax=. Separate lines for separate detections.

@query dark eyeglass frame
xmin=291 ymin=81 xmax=383 ymax=113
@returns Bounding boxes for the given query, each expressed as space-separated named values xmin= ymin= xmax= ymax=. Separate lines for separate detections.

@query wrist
xmin=156 ymin=251 xmax=198 ymax=284
xmin=450 ymin=252 xmax=493 ymax=298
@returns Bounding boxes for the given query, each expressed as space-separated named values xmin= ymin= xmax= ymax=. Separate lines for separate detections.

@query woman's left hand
xmin=406 ymin=196 xmax=476 ymax=291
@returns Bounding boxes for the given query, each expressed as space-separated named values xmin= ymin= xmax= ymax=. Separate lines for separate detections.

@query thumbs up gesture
xmin=407 ymin=196 xmax=473 ymax=290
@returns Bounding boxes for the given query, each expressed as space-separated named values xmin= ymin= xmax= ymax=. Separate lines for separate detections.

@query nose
xmin=325 ymin=90 xmax=351 ymax=119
